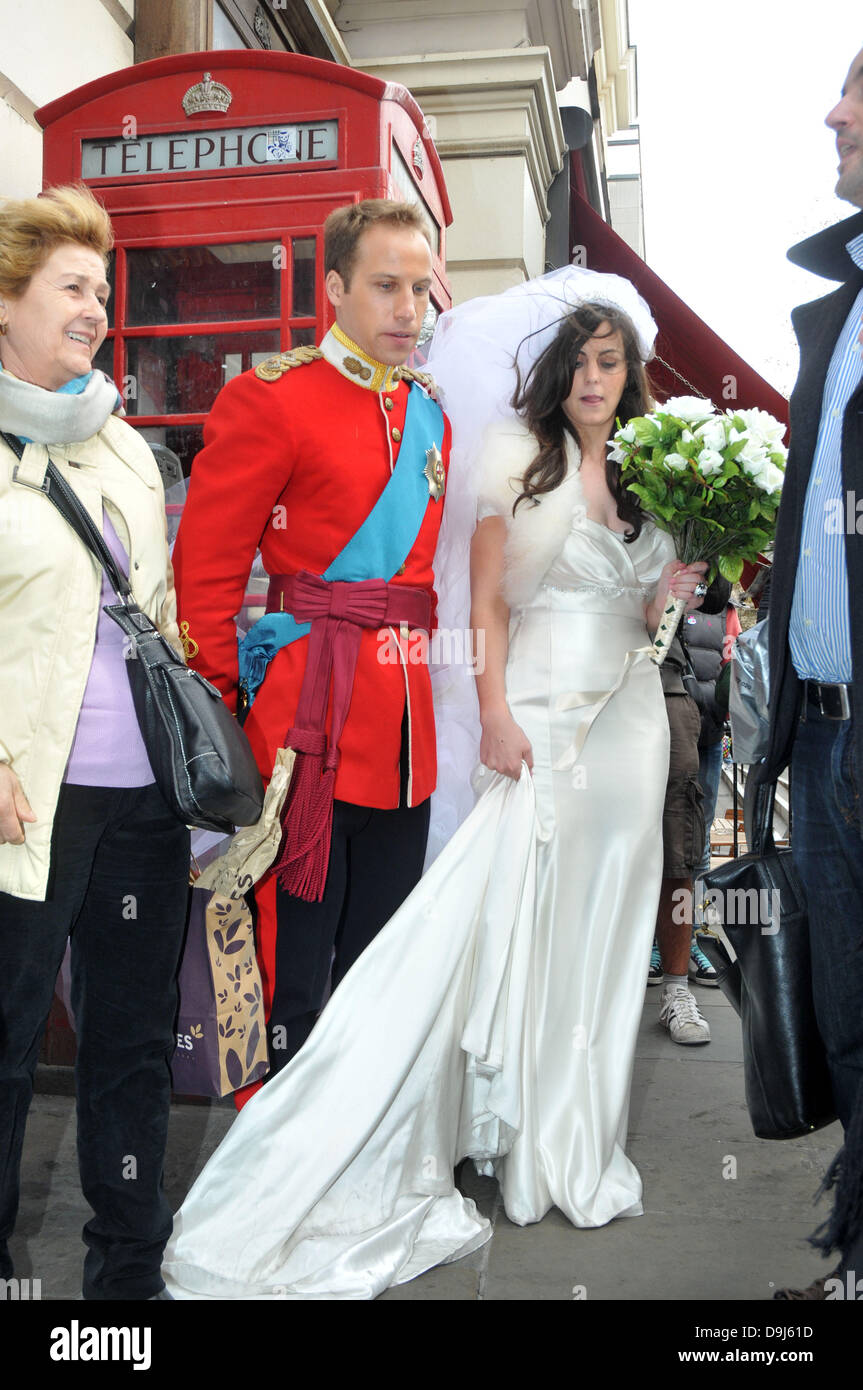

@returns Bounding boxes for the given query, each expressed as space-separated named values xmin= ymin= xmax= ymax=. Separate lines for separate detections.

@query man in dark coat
xmin=760 ymin=46 xmax=863 ymax=1299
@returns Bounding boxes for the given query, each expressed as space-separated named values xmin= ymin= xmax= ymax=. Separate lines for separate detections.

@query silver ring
xmin=694 ymin=581 xmax=708 ymax=597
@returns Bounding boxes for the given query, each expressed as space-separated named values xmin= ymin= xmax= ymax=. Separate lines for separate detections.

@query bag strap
xmin=3 ymin=430 xmax=132 ymax=601
xmin=747 ymin=771 xmax=777 ymax=858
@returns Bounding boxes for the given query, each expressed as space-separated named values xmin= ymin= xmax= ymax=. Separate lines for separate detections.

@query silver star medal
xmin=423 ymin=443 xmax=445 ymax=502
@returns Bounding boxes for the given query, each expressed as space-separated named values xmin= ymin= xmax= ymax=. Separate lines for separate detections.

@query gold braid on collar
xmin=254 ymin=346 xmax=324 ymax=382
xmin=394 ymin=365 xmax=438 ymax=398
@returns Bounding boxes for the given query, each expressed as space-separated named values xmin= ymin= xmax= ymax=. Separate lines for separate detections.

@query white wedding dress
xmin=162 ymin=493 xmax=673 ymax=1300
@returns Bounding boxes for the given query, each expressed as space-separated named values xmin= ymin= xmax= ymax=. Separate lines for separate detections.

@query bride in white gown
xmin=162 ymin=270 xmax=706 ymax=1299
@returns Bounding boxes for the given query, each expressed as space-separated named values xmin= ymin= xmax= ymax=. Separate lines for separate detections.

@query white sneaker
xmin=659 ymin=984 xmax=711 ymax=1045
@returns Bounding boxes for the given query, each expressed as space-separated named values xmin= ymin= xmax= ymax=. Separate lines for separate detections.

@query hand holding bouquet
xmin=610 ymin=396 xmax=787 ymax=664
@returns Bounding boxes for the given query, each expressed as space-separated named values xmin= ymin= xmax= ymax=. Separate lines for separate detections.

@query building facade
xmin=0 ymin=0 xmax=644 ymax=301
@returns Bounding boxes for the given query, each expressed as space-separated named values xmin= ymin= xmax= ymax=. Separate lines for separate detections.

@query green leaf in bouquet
xmin=660 ymin=420 xmax=681 ymax=446
xmin=749 ymin=536 xmax=772 ymax=557
xmin=748 ymin=497 xmax=761 ymax=521
xmin=644 ymin=484 xmax=668 ymax=509
xmin=718 ymin=554 xmax=745 ymax=583
xmin=724 ymin=438 xmax=747 ymax=461
xmin=625 ymin=482 xmax=654 ymax=509
xmin=631 ymin=418 xmax=661 ymax=446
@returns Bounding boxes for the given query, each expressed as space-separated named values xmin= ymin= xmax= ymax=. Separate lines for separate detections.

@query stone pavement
xmin=11 ymin=980 xmax=842 ymax=1303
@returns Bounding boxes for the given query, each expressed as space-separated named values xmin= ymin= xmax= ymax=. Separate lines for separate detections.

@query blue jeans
xmin=693 ymin=740 xmax=723 ymax=927
xmin=0 ymin=782 xmax=189 ymax=1298
xmin=791 ymin=701 xmax=863 ymax=1129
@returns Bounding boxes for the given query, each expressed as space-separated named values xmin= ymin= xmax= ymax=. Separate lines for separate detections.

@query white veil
xmin=423 ymin=265 xmax=658 ymax=865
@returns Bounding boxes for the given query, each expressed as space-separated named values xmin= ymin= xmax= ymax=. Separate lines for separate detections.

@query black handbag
xmin=699 ymin=776 xmax=835 ymax=1140
xmin=6 ymin=433 xmax=264 ymax=833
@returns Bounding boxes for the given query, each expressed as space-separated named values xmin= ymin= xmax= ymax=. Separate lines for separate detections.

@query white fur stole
xmin=477 ymin=422 xmax=585 ymax=608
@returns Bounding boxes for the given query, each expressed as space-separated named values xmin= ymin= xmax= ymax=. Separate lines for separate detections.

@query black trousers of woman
xmin=0 ymin=782 xmax=189 ymax=1300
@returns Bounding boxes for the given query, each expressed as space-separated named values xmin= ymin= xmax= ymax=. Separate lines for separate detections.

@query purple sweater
xmin=64 ymin=510 xmax=155 ymax=788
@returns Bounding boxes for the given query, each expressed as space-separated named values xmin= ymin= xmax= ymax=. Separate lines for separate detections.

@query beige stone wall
xmin=337 ymin=1 xmax=642 ymax=302
xmin=0 ymin=0 xmax=134 ymax=197
xmin=359 ymin=46 xmax=564 ymax=301
xmin=0 ymin=88 xmax=43 ymax=201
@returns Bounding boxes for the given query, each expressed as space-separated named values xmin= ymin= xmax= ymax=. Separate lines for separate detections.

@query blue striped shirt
xmin=789 ymin=231 xmax=863 ymax=682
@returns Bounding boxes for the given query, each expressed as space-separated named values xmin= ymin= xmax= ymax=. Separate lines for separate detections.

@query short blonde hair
xmin=324 ymin=199 xmax=430 ymax=289
xmin=0 ymin=183 xmax=113 ymax=299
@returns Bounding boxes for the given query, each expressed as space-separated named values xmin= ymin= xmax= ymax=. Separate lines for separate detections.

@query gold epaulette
xmin=254 ymin=346 xmax=324 ymax=382
xmin=395 ymin=365 xmax=437 ymax=397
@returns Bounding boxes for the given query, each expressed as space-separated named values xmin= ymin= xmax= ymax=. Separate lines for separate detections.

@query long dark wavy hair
xmin=511 ymin=301 xmax=654 ymax=540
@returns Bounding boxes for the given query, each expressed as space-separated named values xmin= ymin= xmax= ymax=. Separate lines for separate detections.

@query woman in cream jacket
xmin=0 ymin=184 xmax=188 ymax=1301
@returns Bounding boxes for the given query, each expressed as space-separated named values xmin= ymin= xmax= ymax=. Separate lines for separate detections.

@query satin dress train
xmin=162 ymin=514 xmax=672 ymax=1299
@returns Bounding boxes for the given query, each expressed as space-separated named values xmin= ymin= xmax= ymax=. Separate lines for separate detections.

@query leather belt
xmin=805 ymin=679 xmax=852 ymax=720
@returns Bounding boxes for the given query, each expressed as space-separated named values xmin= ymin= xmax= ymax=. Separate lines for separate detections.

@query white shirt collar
xmin=846 ymin=230 xmax=863 ymax=273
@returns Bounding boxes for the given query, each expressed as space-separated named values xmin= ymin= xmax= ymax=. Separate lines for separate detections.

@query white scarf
xmin=0 ymin=366 xmax=121 ymax=444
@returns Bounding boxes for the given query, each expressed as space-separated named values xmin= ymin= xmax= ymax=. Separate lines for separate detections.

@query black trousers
xmin=0 ymin=782 xmax=189 ymax=1299
xmin=262 ymin=779 xmax=430 ymax=1074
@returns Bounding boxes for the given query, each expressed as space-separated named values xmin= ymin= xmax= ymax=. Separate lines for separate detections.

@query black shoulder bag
xmin=697 ymin=776 xmax=835 ymax=1139
xmin=5 ymin=433 xmax=264 ymax=833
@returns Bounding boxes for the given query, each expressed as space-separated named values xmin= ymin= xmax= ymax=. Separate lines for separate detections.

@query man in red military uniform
xmin=173 ymin=200 xmax=450 ymax=1086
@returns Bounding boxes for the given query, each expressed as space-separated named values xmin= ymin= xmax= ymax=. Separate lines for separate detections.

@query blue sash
xmin=239 ymin=383 xmax=444 ymax=706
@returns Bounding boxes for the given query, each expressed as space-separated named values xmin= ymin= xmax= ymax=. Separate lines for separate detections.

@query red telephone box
xmin=36 ymin=51 xmax=452 ymax=477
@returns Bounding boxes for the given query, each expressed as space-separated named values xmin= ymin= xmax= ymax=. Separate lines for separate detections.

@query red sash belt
xmin=267 ymin=571 xmax=432 ymax=901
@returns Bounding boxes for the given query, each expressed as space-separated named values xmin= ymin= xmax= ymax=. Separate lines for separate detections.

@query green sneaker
xmin=647 ymin=941 xmax=663 ymax=986
xmin=689 ymin=937 xmax=719 ymax=988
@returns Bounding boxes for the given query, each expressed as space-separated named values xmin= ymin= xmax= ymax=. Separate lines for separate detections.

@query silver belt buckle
xmin=813 ymin=680 xmax=851 ymax=720
xmin=835 ymin=684 xmax=851 ymax=720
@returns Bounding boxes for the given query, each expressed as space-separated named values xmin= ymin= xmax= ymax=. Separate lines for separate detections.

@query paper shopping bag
xmin=172 ymin=888 xmax=269 ymax=1097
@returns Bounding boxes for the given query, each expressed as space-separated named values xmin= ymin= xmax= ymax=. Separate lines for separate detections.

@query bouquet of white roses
xmin=610 ymin=395 xmax=787 ymax=664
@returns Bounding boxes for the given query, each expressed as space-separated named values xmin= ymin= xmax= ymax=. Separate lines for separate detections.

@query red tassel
xmin=272 ymin=750 xmax=336 ymax=902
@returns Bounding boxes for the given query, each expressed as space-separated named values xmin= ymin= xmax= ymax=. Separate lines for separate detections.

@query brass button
xmin=392 ymin=427 xmax=402 ymax=442
xmin=384 ymin=397 xmax=394 ymax=411
xmin=397 ymin=563 xmax=406 ymax=576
